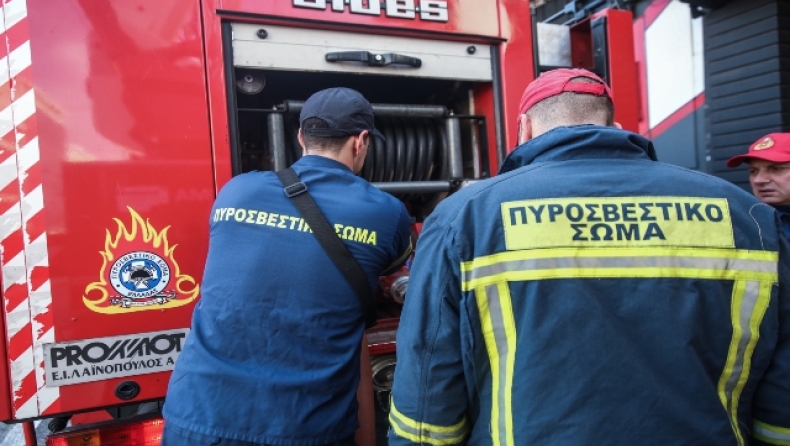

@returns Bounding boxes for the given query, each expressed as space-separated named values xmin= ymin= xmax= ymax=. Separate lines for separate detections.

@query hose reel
xmin=266 ymin=101 xmax=474 ymax=196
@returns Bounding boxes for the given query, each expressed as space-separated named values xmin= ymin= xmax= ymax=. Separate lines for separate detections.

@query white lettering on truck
xmin=293 ymin=0 xmax=449 ymax=22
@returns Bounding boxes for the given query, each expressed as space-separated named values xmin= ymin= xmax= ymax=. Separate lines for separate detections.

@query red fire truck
xmin=0 ymin=0 xmax=639 ymax=444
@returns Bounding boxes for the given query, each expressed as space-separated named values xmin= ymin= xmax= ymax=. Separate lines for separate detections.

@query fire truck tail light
xmin=45 ymin=415 xmax=163 ymax=446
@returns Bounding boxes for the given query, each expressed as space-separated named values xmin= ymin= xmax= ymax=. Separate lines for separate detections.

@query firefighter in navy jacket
xmin=389 ymin=69 xmax=790 ymax=445
xmin=163 ymin=88 xmax=412 ymax=446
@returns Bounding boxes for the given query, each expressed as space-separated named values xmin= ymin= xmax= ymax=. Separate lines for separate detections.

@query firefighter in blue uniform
xmin=163 ymin=88 xmax=412 ymax=446
xmin=389 ymin=69 xmax=790 ymax=445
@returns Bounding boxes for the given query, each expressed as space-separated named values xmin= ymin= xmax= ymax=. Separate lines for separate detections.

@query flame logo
xmin=83 ymin=207 xmax=200 ymax=314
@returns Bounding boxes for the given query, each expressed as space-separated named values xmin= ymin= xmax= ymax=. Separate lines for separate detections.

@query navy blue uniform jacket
xmin=390 ymin=126 xmax=790 ymax=446
xmin=165 ymin=155 xmax=412 ymax=445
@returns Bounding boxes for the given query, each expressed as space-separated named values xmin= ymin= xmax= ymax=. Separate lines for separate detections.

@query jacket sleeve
xmin=382 ymin=204 xmax=414 ymax=276
xmin=752 ymin=234 xmax=790 ymax=446
xmin=389 ymin=215 xmax=469 ymax=445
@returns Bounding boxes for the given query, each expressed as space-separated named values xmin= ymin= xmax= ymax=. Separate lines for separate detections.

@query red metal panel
xmin=0 ymin=282 xmax=10 ymax=422
xmin=0 ymin=0 xmax=17 ymax=420
xmin=473 ymin=85 xmax=500 ymax=176
xmin=202 ymin=0 xmax=233 ymax=192
xmin=570 ymin=20 xmax=594 ymax=70
xmin=0 ymin=0 xmax=61 ymax=420
xmin=498 ymin=0 xmax=536 ymax=154
xmin=633 ymin=15 xmax=650 ymax=136
xmin=594 ymin=8 xmax=640 ymax=133
xmin=71 ymin=409 xmax=113 ymax=426
xmin=215 ymin=0 xmax=499 ymax=38
xmin=22 ymin=0 xmax=214 ymax=416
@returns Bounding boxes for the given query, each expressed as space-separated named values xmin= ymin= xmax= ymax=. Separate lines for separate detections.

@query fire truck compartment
xmin=231 ymin=24 xmax=493 ymax=81
xmin=229 ymin=23 xmax=495 ymax=218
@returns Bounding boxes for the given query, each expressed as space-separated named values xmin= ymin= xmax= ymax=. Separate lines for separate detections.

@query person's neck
xmin=531 ymin=122 xmax=610 ymax=139
xmin=305 ymin=149 xmax=354 ymax=171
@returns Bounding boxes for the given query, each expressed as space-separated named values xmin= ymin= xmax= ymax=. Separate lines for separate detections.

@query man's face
xmin=748 ymin=158 xmax=790 ymax=206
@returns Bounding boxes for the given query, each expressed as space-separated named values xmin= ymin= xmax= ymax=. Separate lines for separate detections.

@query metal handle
xmin=325 ymin=51 xmax=422 ymax=68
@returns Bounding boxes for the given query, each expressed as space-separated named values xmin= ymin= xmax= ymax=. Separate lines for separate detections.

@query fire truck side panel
xmin=0 ymin=286 xmax=9 ymax=420
xmin=497 ymin=0 xmax=536 ymax=154
xmin=472 ymin=84 xmax=500 ymax=176
xmin=201 ymin=0 xmax=233 ymax=191
xmin=5 ymin=0 xmax=215 ymax=419
xmin=204 ymin=1 xmax=537 ymax=181
xmin=0 ymin=0 xmax=18 ymax=420
xmin=0 ymin=0 xmax=545 ymax=427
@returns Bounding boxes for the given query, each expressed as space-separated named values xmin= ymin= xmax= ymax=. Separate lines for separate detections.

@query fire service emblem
xmin=83 ymin=207 xmax=200 ymax=314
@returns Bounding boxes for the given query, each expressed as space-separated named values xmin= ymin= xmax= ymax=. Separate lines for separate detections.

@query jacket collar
xmin=499 ymin=125 xmax=658 ymax=174
xmin=294 ymin=154 xmax=352 ymax=173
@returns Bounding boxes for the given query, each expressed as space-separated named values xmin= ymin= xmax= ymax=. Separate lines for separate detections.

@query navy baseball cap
xmin=300 ymin=87 xmax=384 ymax=140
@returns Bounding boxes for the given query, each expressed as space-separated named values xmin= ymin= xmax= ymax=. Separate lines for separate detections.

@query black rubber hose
xmin=413 ymin=120 xmax=429 ymax=182
xmin=365 ymin=127 xmax=378 ymax=181
xmin=391 ymin=117 xmax=404 ymax=183
xmin=423 ymin=122 xmax=436 ymax=181
xmin=434 ymin=120 xmax=448 ymax=180
xmin=380 ymin=118 xmax=393 ymax=182
xmin=382 ymin=118 xmax=396 ymax=183
xmin=373 ymin=119 xmax=386 ymax=183
xmin=359 ymin=120 xmax=378 ymax=182
xmin=360 ymin=130 xmax=374 ymax=181
xmin=402 ymin=119 xmax=417 ymax=183
xmin=287 ymin=115 xmax=304 ymax=166
xmin=416 ymin=121 xmax=449 ymax=216
xmin=392 ymin=118 xmax=406 ymax=183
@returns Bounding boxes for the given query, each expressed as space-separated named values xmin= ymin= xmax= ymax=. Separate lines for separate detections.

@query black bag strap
xmin=276 ymin=168 xmax=377 ymax=329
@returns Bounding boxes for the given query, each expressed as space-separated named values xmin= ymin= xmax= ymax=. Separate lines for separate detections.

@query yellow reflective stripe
xmin=464 ymin=268 xmax=776 ymax=290
xmin=461 ymin=247 xmax=778 ymax=291
xmin=719 ymin=280 xmax=747 ymax=445
xmin=475 ymin=285 xmax=501 ymax=446
xmin=718 ymin=281 xmax=772 ymax=446
xmin=499 ymin=282 xmax=516 ymax=446
xmin=754 ymin=420 xmax=790 ymax=445
xmin=475 ymin=283 xmax=516 ymax=446
xmin=389 ymin=402 xmax=468 ymax=445
xmin=461 ymin=247 xmax=778 ymax=271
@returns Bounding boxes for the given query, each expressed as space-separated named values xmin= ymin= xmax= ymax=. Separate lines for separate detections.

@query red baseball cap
xmin=518 ymin=68 xmax=613 ymax=116
xmin=726 ymin=133 xmax=790 ymax=168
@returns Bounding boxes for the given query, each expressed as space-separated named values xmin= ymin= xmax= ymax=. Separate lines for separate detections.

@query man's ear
xmin=614 ymin=122 xmax=623 ymax=130
xmin=297 ymin=128 xmax=307 ymax=155
xmin=354 ymin=130 xmax=370 ymax=156
xmin=518 ymin=114 xmax=533 ymax=145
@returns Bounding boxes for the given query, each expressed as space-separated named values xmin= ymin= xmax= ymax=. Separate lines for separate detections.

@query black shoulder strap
xmin=276 ymin=168 xmax=377 ymax=329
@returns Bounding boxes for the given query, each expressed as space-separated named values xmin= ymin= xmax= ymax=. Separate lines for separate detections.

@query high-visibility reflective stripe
xmin=475 ymin=283 xmax=516 ymax=446
xmin=461 ymin=247 xmax=778 ymax=291
xmin=718 ymin=280 xmax=772 ymax=446
xmin=754 ymin=420 xmax=790 ymax=445
xmin=463 ymin=247 xmax=778 ymax=269
xmin=461 ymin=246 xmax=778 ymax=444
xmin=389 ymin=402 xmax=468 ymax=445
